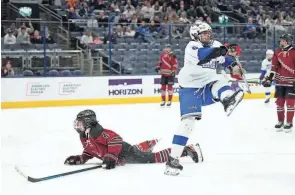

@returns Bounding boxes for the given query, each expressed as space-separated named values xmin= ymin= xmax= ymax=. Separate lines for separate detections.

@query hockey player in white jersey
xmin=260 ymin=49 xmax=274 ymax=103
xmin=164 ymin=22 xmax=245 ymax=176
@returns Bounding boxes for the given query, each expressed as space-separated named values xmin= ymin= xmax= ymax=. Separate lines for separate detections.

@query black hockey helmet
xmin=74 ymin=109 xmax=98 ymax=132
xmin=279 ymin=33 xmax=293 ymax=45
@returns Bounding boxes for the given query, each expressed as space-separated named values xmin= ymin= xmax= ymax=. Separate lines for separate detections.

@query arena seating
xmin=1 ymin=0 xmax=294 ymax=77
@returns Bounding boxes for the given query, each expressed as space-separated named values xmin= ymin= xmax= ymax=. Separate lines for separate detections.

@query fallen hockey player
xmin=64 ymin=109 xmax=203 ymax=169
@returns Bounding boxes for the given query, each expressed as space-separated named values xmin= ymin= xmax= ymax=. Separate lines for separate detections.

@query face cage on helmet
xmin=74 ymin=119 xmax=85 ymax=133
xmin=199 ymin=30 xmax=213 ymax=45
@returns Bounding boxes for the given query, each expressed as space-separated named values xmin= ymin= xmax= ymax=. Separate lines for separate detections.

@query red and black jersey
xmin=156 ymin=52 xmax=178 ymax=77
xmin=79 ymin=125 xmax=123 ymax=162
xmin=271 ymin=46 xmax=295 ymax=87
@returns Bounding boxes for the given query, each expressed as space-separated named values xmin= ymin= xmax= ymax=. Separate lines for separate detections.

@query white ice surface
xmin=1 ymin=99 xmax=295 ymax=195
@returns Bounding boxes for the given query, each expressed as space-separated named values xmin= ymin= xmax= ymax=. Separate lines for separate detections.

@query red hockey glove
xmin=103 ymin=153 xmax=118 ymax=169
xmin=64 ymin=155 xmax=85 ymax=165
xmin=224 ymin=44 xmax=242 ymax=57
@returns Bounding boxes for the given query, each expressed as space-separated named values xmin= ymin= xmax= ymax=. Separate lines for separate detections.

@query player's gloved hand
xmin=155 ymin=67 xmax=160 ymax=74
xmin=216 ymin=56 xmax=225 ymax=64
xmin=262 ymin=76 xmax=272 ymax=87
xmin=219 ymin=46 xmax=228 ymax=56
xmin=64 ymin=155 xmax=85 ymax=165
xmin=171 ymin=71 xmax=176 ymax=77
xmin=102 ymin=153 xmax=118 ymax=170
xmin=224 ymin=44 xmax=242 ymax=57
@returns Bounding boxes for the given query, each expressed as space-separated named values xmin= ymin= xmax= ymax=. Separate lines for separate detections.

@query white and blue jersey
xmin=260 ymin=58 xmax=272 ymax=79
xmin=178 ymin=40 xmax=234 ymax=88
xmin=178 ymin=40 xmax=234 ymax=119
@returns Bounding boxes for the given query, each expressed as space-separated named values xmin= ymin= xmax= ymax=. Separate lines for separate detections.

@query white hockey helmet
xmin=198 ymin=22 xmax=213 ymax=46
xmin=266 ymin=49 xmax=274 ymax=60
xmin=190 ymin=24 xmax=200 ymax=41
xmin=195 ymin=20 xmax=203 ymax=26
xmin=266 ymin=49 xmax=274 ymax=55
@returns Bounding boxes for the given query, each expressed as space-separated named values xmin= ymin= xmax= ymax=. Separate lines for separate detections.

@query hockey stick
xmin=15 ymin=164 xmax=103 ymax=183
xmin=234 ymin=56 xmax=252 ymax=94
xmin=221 ymin=70 xmax=260 ymax=84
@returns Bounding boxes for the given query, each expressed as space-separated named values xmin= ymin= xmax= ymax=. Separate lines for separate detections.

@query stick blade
xmin=15 ymin=166 xmax=28 ymax=180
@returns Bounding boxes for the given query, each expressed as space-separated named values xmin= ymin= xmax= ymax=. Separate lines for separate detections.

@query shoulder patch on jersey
xmin=192 ymin=46 xmax=198 ymax=50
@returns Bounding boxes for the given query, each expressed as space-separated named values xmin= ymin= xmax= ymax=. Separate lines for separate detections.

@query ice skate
xmin=222 ymin=89 xmax=244 ymax=116
xmin=184 ymin=143 xmax=204 ymax=163
xmin=283 ymin=123 xmax=293 ymax=133
xmin=264 ymin=98 xmax=270 ymax=103
xmin=160 ymin=101 xmax=165 ymax=107
xmin=275 ymin=121 xmax=284 ymax=132
xmin=166 ymin=101 xmax=172 ymax=107
xmin=164 ymin=156 xmax=183 ymax=176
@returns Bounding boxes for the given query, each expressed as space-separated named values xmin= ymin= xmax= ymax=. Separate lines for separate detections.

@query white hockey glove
xmin=216 ymin=56 xmax=225 ymax=64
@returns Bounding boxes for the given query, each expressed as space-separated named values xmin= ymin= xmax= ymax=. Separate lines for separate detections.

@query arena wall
xmin=1 ymin=74 xmax=275 ymax=109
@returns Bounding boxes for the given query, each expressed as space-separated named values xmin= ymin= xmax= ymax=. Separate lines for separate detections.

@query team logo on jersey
xmin=201 ymin=60 xmax=218 ymax=69
xmin=192 ymin=46 xmax=198 ymax=50
xmin=101 ymin=132 xmax=109 ymax=139
xmin=188 ymin=105 xmax=197 ymax=110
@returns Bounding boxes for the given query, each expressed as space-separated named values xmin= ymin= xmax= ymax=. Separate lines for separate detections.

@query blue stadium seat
xmin=48 ymin=70 xmax=60 ymax=77
xmin=60 ymin=70 xmax=72 ymax=76
xmin=22 ymin=70 xmax=34 ymax=77
xmin=72 ymin=70 xmax=83 ymax=76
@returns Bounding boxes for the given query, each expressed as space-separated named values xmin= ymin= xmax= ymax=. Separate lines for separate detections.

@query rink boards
xmin=1 ymin=74 xmax=275 ymax=109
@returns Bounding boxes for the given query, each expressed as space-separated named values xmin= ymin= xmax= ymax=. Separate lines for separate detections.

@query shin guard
xmin=161 ymin=84 xmax=167 ymax=101
xmin=276 ymin=97 xmax=286 ymax=122
xmin=167 ymin=85 xmax=173 ymax=101
xmin=286 ymin=98 xmax=295 ymax=123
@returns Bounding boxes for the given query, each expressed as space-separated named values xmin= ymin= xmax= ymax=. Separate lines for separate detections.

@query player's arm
xmin=262 ymin=53 xmax=279 ymax=87
xmin=103 ymin=130 xmax=123 ymax=169
xmin=223 ymin=57 xmax=245 ymax=80
xmin=269 ymin=51 xmax=280 ymax=79
xmin=171 ymin=54 xmax=178 ymax=76
xmin=197 ymin=46 xmax=228 ymax=65
xmin=155 ymin=53 xmax=162 ymax=73
xmin=64 ymin=135 xmax=94 ymax=165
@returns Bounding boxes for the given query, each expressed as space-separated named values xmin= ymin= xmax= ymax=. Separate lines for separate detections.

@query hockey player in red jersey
xmin=262 ymin=34 xmax=295 ymax=133
xmin=64 ymin=110 xmax=203 ymax=169
xmin=155 ymin=44 xmax=178 ymax=107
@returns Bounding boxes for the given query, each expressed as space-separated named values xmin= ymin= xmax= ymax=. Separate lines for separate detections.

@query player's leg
xmin=211 ymin=79 xmax=244 ymax=116
xmin=284 ymin=87 xmax=295 ymax=132
xmin=133 ymin=139 xmax=159 ymax=153
xmin=264 ymin=86 xmax=271 ymax=103
xmin=124 ymin=144 xmax=203 ymax=164
xmin=155 ymin=144 xmax=203 ymax=163
xmin=166 ymin=76 xmax=175 ymax=106
xmin=160 ymin=76 xmax=168 ymax=106
xmin=274 ymin=86 xmax=286 ymax=131
xmin=165 ymin=87 xmax=202 ymax=175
